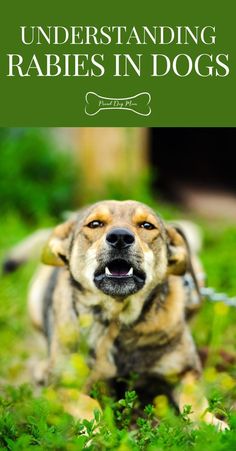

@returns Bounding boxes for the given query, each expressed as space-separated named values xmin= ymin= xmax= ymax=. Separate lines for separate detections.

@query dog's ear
xmin=166 ymin=225 xmax=189 ymax=275
xmin=41 ymin=219 xmax=76 ymax=266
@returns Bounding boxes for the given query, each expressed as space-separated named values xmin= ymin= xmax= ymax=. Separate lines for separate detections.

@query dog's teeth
xmin=105 ymin=267 xmax=112 ymax=276
xmin=127 ymin=267 xmax=133 ymax=276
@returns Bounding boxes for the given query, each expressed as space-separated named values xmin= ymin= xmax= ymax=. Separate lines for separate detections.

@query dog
xmin=4 ymin=200 xmax=228 ymax=429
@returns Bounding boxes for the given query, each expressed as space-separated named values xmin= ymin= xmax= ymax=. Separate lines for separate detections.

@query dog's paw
xmin=204 ymin=412 xmax=230 ymax=431
xmin=59 ymin=388 xmax=101 ymax=420
xmin=31 ymin=359 xmax=50 ymax=386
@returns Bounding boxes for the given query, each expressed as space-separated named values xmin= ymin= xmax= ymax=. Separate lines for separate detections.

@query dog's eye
xmin=87 ymin=220 xmax=104 ymax=229
xmin=139 ymin=222 xmax=155 ymax=230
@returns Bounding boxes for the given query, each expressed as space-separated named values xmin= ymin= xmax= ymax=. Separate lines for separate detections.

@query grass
xmin=1 ymin=207 xmax=236 ymax=450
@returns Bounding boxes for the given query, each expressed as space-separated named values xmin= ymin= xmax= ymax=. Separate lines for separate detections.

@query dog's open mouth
xmin=94 ymin=259 xmax=146 ymax=283
xmin=105 ymin=260 xmax=133 ymax=278
xmin=94 ymin=259 xmax=146 ymax=296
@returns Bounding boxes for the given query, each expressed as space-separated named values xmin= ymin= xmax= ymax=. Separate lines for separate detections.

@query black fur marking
xmin=58 ymin=253 xmax=69 ymax=265
xmin=92 ymin=305 xmax=102 ymax=315
xmin=43 ymin=268 xmax=60 ymax=349
xmin=110 ymin=375 xmax=177 ymax=410
xmin=114 ymin=330 xmax=182 ymax=377
xmin=72 ymin=290 xmax=79 ymax=317
xmin=2 ymin=259 xmax=24 ymax=274
xmin=91 ymin=305 xmax=109 ymax=327
xmin=134 ymin=281 xmax=169 ymax=325
xmin=69 ymin=236 xmax=75 ymax=255
xmin=69 ymin=274 xmax=84 ymax=292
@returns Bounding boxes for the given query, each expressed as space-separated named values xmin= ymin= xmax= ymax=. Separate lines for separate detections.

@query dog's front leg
xmin=43 ymin=320 xmax=103 ymax=420
xmin=84 ymin=320 xmax=120 ymax=392
xmin=174 ymin=371 xmax=229 ymax=431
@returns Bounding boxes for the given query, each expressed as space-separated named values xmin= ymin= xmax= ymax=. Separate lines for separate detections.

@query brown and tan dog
xmin=7 ymin=200 xmax=228 ymax=429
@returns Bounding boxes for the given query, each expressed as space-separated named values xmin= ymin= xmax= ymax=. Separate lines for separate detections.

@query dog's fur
xmin=5 ymin=200 xmax=228 ymax=429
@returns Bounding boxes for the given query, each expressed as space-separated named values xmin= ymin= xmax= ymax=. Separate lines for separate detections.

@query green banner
xmin=0 ymin=0 xmax=235 ymax=126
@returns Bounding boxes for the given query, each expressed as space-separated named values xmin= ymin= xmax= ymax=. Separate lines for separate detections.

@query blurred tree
xmin=71 ymin=128 xmax=149 ymax=202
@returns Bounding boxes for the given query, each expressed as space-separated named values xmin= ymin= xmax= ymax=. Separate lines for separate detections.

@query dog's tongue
xmin=106 ymin=260 xmax=133 ymax=277
xmin=112 ymin=268 xmax=128 ymax=276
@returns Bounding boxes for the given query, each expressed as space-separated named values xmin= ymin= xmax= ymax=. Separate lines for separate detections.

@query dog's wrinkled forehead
xmin=77 ymin=200 xmax=165 ymax=233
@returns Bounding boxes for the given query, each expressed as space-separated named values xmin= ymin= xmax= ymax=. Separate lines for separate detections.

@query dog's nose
xmin=106 ymin=228 xmax=135 ymax=249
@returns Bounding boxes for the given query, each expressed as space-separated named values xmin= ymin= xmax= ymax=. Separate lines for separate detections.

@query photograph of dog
xmin=4 ymin=199 xmax=228 ymax=430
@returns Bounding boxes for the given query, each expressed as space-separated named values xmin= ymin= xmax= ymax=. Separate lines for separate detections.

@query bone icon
xmin=85 ymin=92 xmax=151 ymax=116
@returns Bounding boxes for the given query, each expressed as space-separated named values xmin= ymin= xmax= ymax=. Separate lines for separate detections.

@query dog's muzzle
xmin=94 ymin=228 xmax=146 ymax=297
xmin=94 ymin=258 xmax=146 ymax=297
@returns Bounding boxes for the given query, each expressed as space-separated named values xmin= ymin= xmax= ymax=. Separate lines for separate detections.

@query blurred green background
xmin=0 ymin=127 xmax=236 ymax=449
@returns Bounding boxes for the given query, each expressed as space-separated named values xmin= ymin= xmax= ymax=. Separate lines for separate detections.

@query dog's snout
xmin=106 ymin=228 xmax=135 ymax=249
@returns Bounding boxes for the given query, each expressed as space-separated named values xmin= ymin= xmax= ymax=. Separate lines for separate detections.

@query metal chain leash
xmin=200 ymin=286 xmax=236 ymax=307
xmin=184 ymin=273 xmax=236 ymax=308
